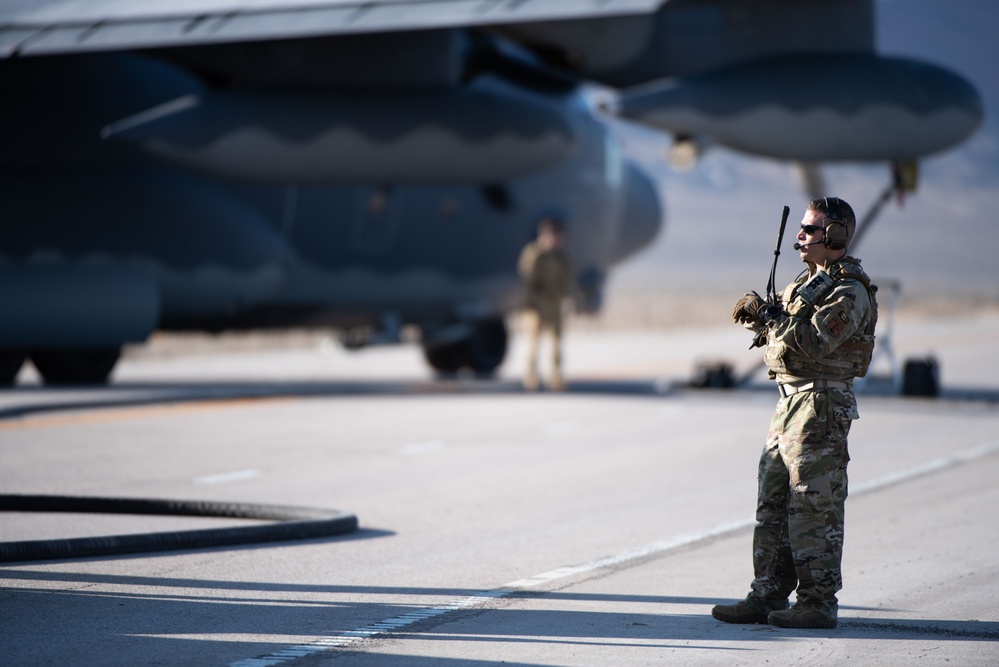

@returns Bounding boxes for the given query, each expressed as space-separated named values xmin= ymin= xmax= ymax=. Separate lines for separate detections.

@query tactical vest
xmin=764 ymin=257 xmax=879 ymax=379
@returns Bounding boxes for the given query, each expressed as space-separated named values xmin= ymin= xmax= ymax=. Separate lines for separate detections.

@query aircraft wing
xmin=0 ymin=0 xmax=662 ymax=58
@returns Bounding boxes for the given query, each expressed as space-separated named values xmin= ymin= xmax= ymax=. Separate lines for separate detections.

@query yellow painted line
xmin=0 ymin=396 xmax=293 ymax=431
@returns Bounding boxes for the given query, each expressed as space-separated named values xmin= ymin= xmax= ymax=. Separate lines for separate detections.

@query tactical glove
xmin=732 ymin=292 xmax=767 ymax=326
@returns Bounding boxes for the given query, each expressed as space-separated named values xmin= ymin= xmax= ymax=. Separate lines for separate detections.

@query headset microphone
xmin=793 ymin=240 xmax=824 ymax=250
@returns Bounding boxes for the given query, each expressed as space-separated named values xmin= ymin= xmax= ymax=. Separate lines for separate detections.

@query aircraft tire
xmin=0 ymin=350 xmax=26 ymax=386
xmin=466 ymin=317 xmax=508 ymax=376
xmin=0 ymin=494 xmax=358 ymax=563
xmin=30 ymin=347 xmax=122 ymax=385
xmin=423 ymin=341 xmax=466 ymax=374
xmin=422 ymin=318 xmax=507 ymax=376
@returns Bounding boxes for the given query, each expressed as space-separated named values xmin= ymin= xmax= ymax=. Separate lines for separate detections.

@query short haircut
xmin=807 ymin=196 xmax=856 ymax=244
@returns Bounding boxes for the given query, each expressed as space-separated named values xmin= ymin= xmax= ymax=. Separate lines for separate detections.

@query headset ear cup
xmin=824 ymin=221 xmax=849 ymax=250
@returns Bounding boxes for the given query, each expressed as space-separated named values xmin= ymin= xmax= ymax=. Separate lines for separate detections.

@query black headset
xmin=822 ymin=196 xmax=850 ymax=250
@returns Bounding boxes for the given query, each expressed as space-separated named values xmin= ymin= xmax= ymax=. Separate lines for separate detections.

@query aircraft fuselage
xmin=0 ymin=52 xmax=661 ymax=359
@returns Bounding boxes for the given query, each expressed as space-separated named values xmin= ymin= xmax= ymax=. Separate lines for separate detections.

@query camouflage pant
xmin=523 ymin=308 xmax=564 ymax=386
xmin=749 ymin=388 xmax=856 ymax=616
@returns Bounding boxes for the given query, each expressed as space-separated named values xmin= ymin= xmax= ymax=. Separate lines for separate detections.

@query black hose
xmin=0 ymin=494 xmax=358 ymax=563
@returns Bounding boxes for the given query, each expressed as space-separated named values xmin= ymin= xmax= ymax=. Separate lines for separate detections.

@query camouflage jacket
xmin=517 ymin=241 xmax=573 ymax=315
xmin=761 ymin=257 xmax=878 ymax=384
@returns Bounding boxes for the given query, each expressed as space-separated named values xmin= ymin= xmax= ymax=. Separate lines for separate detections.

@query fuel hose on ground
xmin=0 ymin=494 xmax=358 ymax=562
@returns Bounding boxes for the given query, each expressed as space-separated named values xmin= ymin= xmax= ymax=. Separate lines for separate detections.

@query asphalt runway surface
xmin=2 ymin=314 xmax=998 ymax=666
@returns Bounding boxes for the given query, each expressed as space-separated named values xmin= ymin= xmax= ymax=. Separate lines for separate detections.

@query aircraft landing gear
xmin=422 ymin=318 xmax=508 ymax=377
xmin=29 ymin=347 xmax=122 ymax=385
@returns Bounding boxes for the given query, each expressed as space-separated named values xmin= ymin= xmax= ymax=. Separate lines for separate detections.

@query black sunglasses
xmin=800 ymin=224 xmax=825 ymax=235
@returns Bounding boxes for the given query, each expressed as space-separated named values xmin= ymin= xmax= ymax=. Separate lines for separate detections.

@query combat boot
xmin=711 ymin=596 xmax=788 ymax=625
xmin=768 ymin=605 xmax=837 ymax=629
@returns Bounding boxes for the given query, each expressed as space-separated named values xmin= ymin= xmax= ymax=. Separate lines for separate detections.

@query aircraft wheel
xmin=422 ymin=318 xmax=508 ymax=376
xmin=466 ymin=318 xmax=508 ymax=376
xmin=0 ymin=350 xmax=27 ymax=386
xmin=422 ymin=342 xmax=466 ymax=374
xmin=30 ymin=347 xmax=122 ymax=386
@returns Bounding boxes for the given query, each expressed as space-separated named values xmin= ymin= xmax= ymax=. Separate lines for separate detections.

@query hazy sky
xmin=613 ymin=0 xmax=999 ymax=303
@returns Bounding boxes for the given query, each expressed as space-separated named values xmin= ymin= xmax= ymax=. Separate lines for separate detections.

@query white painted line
xmin=502 ymin=518 xmax=755 ymax=589
xmin=851 ymin=439 xmax=999 ymax=495
xmin=229 ymin=440 xmax=999 ymax=667
xmin=230 ymin=592 xmax=508 ymax=667
xmin=399 ymin=440 xmax=447 ymax=456
xmin=194 ymin=469 xmax=262 ymax=485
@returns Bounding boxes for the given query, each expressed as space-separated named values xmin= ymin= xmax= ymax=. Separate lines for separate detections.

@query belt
xmin=778 ymin=379 xmax=851 ymax=398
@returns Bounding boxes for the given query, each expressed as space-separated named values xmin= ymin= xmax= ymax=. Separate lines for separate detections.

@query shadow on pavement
xmin=3 ymin=569 xmax=997 ymax=666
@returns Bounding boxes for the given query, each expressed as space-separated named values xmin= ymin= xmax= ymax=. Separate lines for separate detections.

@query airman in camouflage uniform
xmin=714 ymin=197 xmax=878 ymax=629
xmin=518 ymin=216 xmax=573 ymax=391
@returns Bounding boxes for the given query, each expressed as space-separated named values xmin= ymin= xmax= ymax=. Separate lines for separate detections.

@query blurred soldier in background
xmin=715 ymin=197 xmax=878 ymax=629
xmin=518 ymin=216 xmax=573 ymax=391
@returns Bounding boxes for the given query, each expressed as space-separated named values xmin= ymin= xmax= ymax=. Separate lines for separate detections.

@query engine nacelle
xmin=621 ymin=54 xmax=983 ymax=161
xmin=104 ymin=86 xmax=578 ymax=184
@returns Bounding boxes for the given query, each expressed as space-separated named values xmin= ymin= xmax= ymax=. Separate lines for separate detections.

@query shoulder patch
xmin=825 ymin=310 xmax=849 ymax=336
